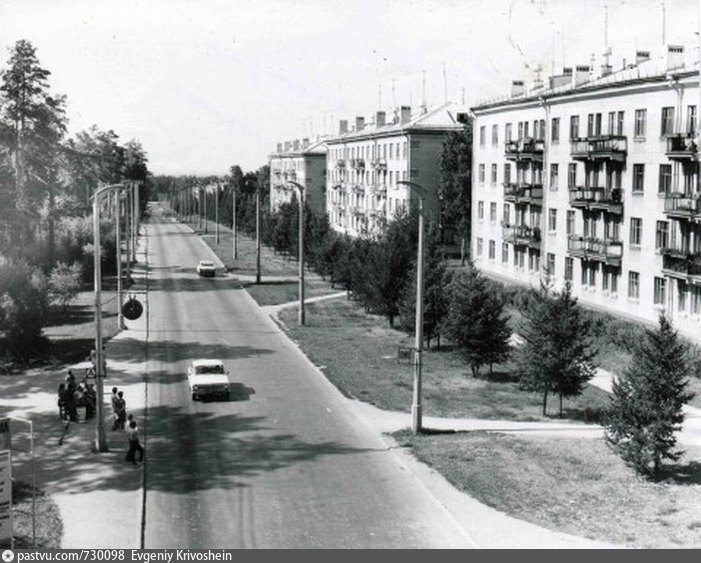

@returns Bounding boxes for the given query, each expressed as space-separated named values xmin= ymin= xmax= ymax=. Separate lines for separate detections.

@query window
xmin=565 ymin=257 xmax=573 ymax=281
xmin=568 ymin=163 xmax=577 ymax=188
xmin=655 ymin=220 xmax=669 ymax=250
xmin=692 ymin=286 xmax=701 ymax=315
xmin=603 ymin=267 xmax=619 ymax=294
xmin=661 ymin=107 xmax=674 ymax=136
xmin=630 ymin=217 xmax=642 ymax=246
xmin=504 ymin=163 xmax=511 ymax=184
xmin=491 ymin=164 xmax=498 ymax=185
xmin=634 ymin=109 xmax=646 ymax=137
xmin=688 ymin=105 xmax=697 ymax=135
xmin=654 ymin=277 xmax=666 ymax=306
xmin=479 ymin=126 xmax=486 ymax=146
xmin=490 ymin=202 xmax=497 ymax=222
xmin=478 ymin=164 xmax=485 ymax=184
xmin=489 ymin=240 xmax=496 ymax=260
xmin=608 ymin=111 xmax=615 ymax=135
xmin=566 ymin=210 xmax=575 ymax=235
xmin=548 ymin=208 xmax=557 ymax=232
xmin=550 ymin=164 xmax=559 ymax=190
xmin=492 ymin=124 xmax=498 ymax=146
xmin=570 ymin=115 xmax=580 ymax=139
xmin=632 ymin=164 xmax=645 ymax=193
xmin=503 ymin=203 xmax=510 ymax=224
xmin=477 ymin=201 xmax=484 ymax=220
xmin=659 ymin=164 xmax=672 ymax=194
xmin=546 ymin=253 xmax=555 ymax=277
xmin=501 ymin=242 xmax=509 ymax=263
xmin=617 ymin=111 xmax=624 ymax=135
xmin=537 ymin=119 xmax=545 ymax=140
xmin=517 ymin=122 xmax=524 ymax=140
xmin=581 ymin=262 xmax=588 ymax=287
xmin=628 ymin=271 xmax=640 ymax=299
xmin=528 ymin=250 xmax=540 ymax=272
xmin=551 ymin=117 xmax=560 ymax=143
xmin=678 ymin=280 xmax=687 ymax=312
xmin=476 ymin=238 xmax=483 ymax=256
xmin=505 ymin=123 xmax=512 ymax=142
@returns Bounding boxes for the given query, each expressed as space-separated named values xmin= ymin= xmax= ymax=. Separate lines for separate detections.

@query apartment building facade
xmin=269 ymin=138 xmax=327 ymax=214
xmin=472 ymin=47 xmax=701 ymax=341
xmin=325 ymin=104 xmax=465 ymax=238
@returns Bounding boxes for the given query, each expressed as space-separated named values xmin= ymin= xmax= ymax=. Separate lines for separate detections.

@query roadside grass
xmin=279 ymin=297 xmax=609 ymax=422
xmin=393 ymin=430 xmax=701 ymax=549
xmin=11 ymin=481 xmax=62 ymax=549
xmin=188 ymin=218 xmax=339 ymax=303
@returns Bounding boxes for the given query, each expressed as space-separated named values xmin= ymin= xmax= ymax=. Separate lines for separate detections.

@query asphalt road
xmin=141 ymin=204 xmax=475 ymax=548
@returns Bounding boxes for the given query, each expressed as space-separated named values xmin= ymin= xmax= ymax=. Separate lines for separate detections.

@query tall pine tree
xmin=604 ymin=315 xmax=694 ymax=479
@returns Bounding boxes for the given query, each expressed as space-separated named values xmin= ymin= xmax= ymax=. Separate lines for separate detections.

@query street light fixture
xmin=397 ymin=180 xmax=426 ymax=434
xmin=286 ymin=181 xmax=306 ymax=326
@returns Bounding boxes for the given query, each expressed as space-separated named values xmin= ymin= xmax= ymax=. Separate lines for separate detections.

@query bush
xmin=0 ymin=258 xmax=50 ymax=360
xmin=48 ymin=261 xmax=83 ymax=310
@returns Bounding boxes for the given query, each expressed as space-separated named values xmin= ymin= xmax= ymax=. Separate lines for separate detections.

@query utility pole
xmin=287 ymin=181 xmax=306 ymax=325
xmin=255 ymin=185 xmax=261 ymax=284
xmin=232 ymin=185 xmax=238 ymax=260
xmin=215 ymin=183 xmax=220 ymax=244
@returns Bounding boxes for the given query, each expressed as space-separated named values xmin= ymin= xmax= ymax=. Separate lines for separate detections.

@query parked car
xmin=187 ymin=359 xmax=230 ymax=400
xmin=196 ymin=260 xmax=216 ymax=277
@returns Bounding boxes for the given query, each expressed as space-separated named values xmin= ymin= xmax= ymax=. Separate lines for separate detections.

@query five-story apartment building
xmin=269 ymin=138 xmax=327 ymax=214
xmin=472 ymin=46 xmax=701 ymax=341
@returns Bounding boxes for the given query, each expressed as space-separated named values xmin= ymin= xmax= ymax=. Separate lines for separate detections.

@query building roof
xmin=269 ymin=137 xmax=328 ymax=159
xmin=325 ymin=102 xmax=466 ymax=144
xmin=472 ymin=57 xmax=700 ymax=113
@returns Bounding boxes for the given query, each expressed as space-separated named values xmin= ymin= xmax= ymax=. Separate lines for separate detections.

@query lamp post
xmin=214 ymin=183 xmax=220 ymax=244
xmin=255 ymin=184 xmax=261 ymax=284
xmin=232 ymin=183 xmax=238 ymax=260
xmin=116 ymin=190 xmax=125 ymax=329
xmin=398 ymin=180 xmax=425 ymax=434
xmin=287 ymin=181 xmax=306 ymax=326
xmin=93 ymin=182 xmax=126 ymax=452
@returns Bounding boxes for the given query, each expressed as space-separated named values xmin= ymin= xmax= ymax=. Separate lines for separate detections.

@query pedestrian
xmin=57 ymin=383 xmax=66 ymax=420
xmin=125 ymin=420 xmax=144 ymax=465
xmin=114 ymin=391 xmax=127 ymax=431
xmin=110 ymin=387 xmax=119 ymax=430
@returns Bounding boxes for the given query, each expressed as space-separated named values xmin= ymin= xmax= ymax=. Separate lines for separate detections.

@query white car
xmin=196 ymin=260 xmax=216 ymax=277
xmin=187 ymin=359 xmax=230 ymax=400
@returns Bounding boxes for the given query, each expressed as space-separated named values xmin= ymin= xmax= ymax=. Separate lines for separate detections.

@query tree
xmin=0 ymin=39 xmax=67 ymax=256
xmin=518 ymin=282 xmax=597 ymax=416
xmin=438 ymin=121 xmax=472 ymax=263
xmin=604 ymin=315 xmax=694 ymax=479
xmin=441 ymin=266 xmax=510 ymax=377
xmin=48 ymin=261 xmax=83 ymax=310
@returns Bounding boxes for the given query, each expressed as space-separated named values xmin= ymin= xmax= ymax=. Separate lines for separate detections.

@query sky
xmin=0 ymin=0 xmax=698 ymax=176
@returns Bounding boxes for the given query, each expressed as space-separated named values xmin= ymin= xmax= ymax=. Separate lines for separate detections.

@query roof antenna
xmin=421 ymin=70 xmax=427 ymax=114
xmin=443 ymin=62 xmax=448 ymax=103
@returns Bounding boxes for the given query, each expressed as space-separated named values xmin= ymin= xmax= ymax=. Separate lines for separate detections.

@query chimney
xmin=284 ymin=141 xmax=291 ymax=152
xmin=376 ymin=111 xmax=386 ymax=127
xmin=400 ymin=106 xmax=411 ymax=124
xmin=635 ymin=50 xmax=651 ymax=65
xmin=302 ymin=138 xmax=309 ymax=148
xmin=667 ymin=44 xmax=684 ymax=70
xmin=276 ymin=143 xmax=282 ymax=153
xmin=293 ymin=139 xmax=300 ymax=151
xmin=549 ymin=68 xmax=572 ymax=89
xmin=574 ymin=65 xmax=590 ymax=86
xmin=355 ymin=116 xmax=365 ymax=131
xmin=533 ymin=77 xmax=543 ymax=90
xmin=339 ymin=119 xmax=348 ymax=134
xmin=511 ymin=80 xmax=525 ymax=97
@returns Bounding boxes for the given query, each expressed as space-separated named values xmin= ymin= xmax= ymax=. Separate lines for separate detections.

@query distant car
xmin=196 ymin=260 xmax=216 ymax=277
xmin=187 ymin=359 xmax=230 ymax=401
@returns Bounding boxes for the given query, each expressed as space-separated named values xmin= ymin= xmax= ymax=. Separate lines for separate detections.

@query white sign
xmin=0 ymin=450 xmax=11 ymax=546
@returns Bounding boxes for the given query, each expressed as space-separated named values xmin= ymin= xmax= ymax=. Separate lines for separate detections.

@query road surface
xmin=141 ymin=203 xmax=476 ymax=548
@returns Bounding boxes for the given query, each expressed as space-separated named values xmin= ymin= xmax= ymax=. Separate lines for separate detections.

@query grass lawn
xmin=11 ymin=481 xmax=62 ymax=548
xmin=394 ymin=430 xmax=701 ymax=548
xmin=279 ymin=297 xmax=609 ymax=422
xmin=187 ymin=218 xmax=341 ymax=304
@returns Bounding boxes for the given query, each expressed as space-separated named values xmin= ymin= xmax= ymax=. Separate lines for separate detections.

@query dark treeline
xmin=0 ymin=40 xmax=151 ymax=362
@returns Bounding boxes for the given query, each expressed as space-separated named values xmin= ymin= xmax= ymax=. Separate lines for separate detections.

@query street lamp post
xmin=287 ymin=181 xmax=306 ymax=326
xmin=215 ymin=183 xmax=220 ymax=244
xmin=93 ymin=182 xmax=126 ymax=452
xmin=116 ymin=191 xmax=125 ymax=329
xmin=232 ymin=185 xmax=238 ymax=260
xmin=398 ymin=180 xmax=425 ymax=434
xmin=255 ymin=185 xmax=261 ymax=283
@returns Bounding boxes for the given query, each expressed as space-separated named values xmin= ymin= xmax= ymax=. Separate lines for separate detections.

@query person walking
xmin=110 ymin=387 xmax=120 ymax=430
xmin=125 ymin=420 xmax=144 ymax=465
xmin=114 ymin=391 xmax=127 ymax=431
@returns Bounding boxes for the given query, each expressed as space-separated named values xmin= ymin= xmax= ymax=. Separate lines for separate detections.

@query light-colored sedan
xmin=187 ymin=359 xmax=230 ymax=401
xmin=196 ymin=259 xmax=216 ymax=277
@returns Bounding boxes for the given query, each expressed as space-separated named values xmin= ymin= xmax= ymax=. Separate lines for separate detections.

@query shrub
xmin=48 ymin=261 xmax=83 ymax=310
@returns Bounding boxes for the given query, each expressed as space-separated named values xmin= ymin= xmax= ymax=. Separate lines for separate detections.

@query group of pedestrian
xmin=111 ymin=387 xmax=144 ymax=465
xmin=57 ymin=371 xmax=96 ymax=422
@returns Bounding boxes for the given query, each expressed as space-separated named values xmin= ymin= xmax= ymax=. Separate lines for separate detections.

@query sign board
xmin=122 ymin=297 xmax=143 ymax=321
xmin=397 ymin=346 xmax=415 ymax=365
xmin=0 ymin=450 xmax=12 ymax=547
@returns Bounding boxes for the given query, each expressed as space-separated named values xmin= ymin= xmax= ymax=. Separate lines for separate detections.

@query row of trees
xmin=0 ymin=40 xmax=151 ymax=361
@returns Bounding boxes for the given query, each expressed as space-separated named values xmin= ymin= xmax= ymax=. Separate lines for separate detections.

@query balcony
xmin=503 ymin=183 xmax=543 ymax=204
xmin=351 ymin=184 xmax=365 ymax=194
xmin=371 ymin=184 xmax=387 ymax=196
xmin=663 ymin=193 xmax=701 ymax=220
xmin=504 ymin=137 xmax=544 ymax=162
xmin=502 ymin=222 xmax=541 ymax=249
xmin=336 ymin=159 xmax=346 ymax=169
xmin=570 ymin=135 xmax=627 ymax=162
xmin=569 ymin=186 xmax=623 ymax=214
xmin=369 ymin=208 xmax=386 ymax=218
xmin=350 ymin=158 xmax=365 ymax=169
xmin=665 ymin=134 xmax=697 ymax=161
xmin=370 ymin=158 xmax=387 ymax=170
xmin=567 ymin=236 xmax=623 ymax=266
xmin=660 ymin=249 xmax=701 ymax=280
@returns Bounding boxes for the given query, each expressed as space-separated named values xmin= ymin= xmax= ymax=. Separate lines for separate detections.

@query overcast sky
xmin=0 ymin=0 xmax=697 ymax=176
